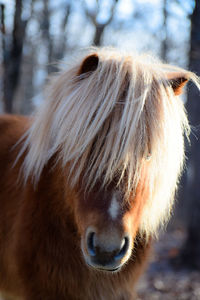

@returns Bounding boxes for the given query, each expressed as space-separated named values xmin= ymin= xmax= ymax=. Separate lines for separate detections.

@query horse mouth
xmin=86 ymin=263 xmax=121 ymax=273
xmin=97 ymin=267 xmax=121 ymax=272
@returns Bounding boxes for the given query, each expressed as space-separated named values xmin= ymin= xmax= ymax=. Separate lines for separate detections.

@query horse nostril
xmin=86 ymin=231 xmax=130 ymax=266
xmin=87 ymin=232 xmax=96 ymax=256
xmin=114 ymin=236 xmax=129 ymax=261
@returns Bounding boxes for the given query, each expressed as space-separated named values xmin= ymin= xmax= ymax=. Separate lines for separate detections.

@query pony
xmin=0 ymin=48 xmax=199 ymax=300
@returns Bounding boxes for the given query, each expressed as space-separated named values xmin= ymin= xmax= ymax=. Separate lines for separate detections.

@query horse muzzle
xmin=81 ymin=227 xmax=132 ymax=272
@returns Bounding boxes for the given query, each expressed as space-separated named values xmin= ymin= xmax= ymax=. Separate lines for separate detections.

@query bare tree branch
xmin=82 ymin=0 xmax=118 ymax=46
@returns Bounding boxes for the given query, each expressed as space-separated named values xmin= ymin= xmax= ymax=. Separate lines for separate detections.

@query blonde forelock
xmin=18 ymin=47 xmax=200 ymax=236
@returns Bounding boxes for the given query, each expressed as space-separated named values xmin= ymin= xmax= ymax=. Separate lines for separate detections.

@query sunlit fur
xmin=19 ymin=48 xmax=199 ymax=237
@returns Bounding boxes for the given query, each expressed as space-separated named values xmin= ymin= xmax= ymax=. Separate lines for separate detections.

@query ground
xmin=136 ymin=228 xmax=200 ymax=300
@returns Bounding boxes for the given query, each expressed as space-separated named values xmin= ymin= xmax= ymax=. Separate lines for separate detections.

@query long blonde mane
xmin=20 ymin=48 xmax=200 ymax=235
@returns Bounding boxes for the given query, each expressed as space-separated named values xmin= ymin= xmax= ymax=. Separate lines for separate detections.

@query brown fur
xmin=0 ymin=115 xmax=151 ymax=300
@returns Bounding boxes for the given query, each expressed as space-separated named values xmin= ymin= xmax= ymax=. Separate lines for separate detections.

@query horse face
xmin=73 ymin=180 xmax=146 ymax=273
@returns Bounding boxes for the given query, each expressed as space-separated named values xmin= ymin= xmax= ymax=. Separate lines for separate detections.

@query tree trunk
xmin=3 ymin=0 xmax=27 ymax=113
xmin=93 ymin=24 xmax=105 ymax=46
xmin=179 ymin=0 xmax=200 ymax=269
xmin=0 ymin=4 xmax=5 ymax=112
xmin=160 ymin=0 xmax=168 ymax=61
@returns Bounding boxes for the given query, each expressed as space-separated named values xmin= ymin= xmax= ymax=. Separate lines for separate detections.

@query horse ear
xmin=167 ymin=72 xmax=189 ymax=95
xmin=78 ymin=54 xmax=99 ymax=75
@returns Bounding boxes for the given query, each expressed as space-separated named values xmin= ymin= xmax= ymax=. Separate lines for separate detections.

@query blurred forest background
xmin=0 ymin=0 xmax=200 ymax=298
